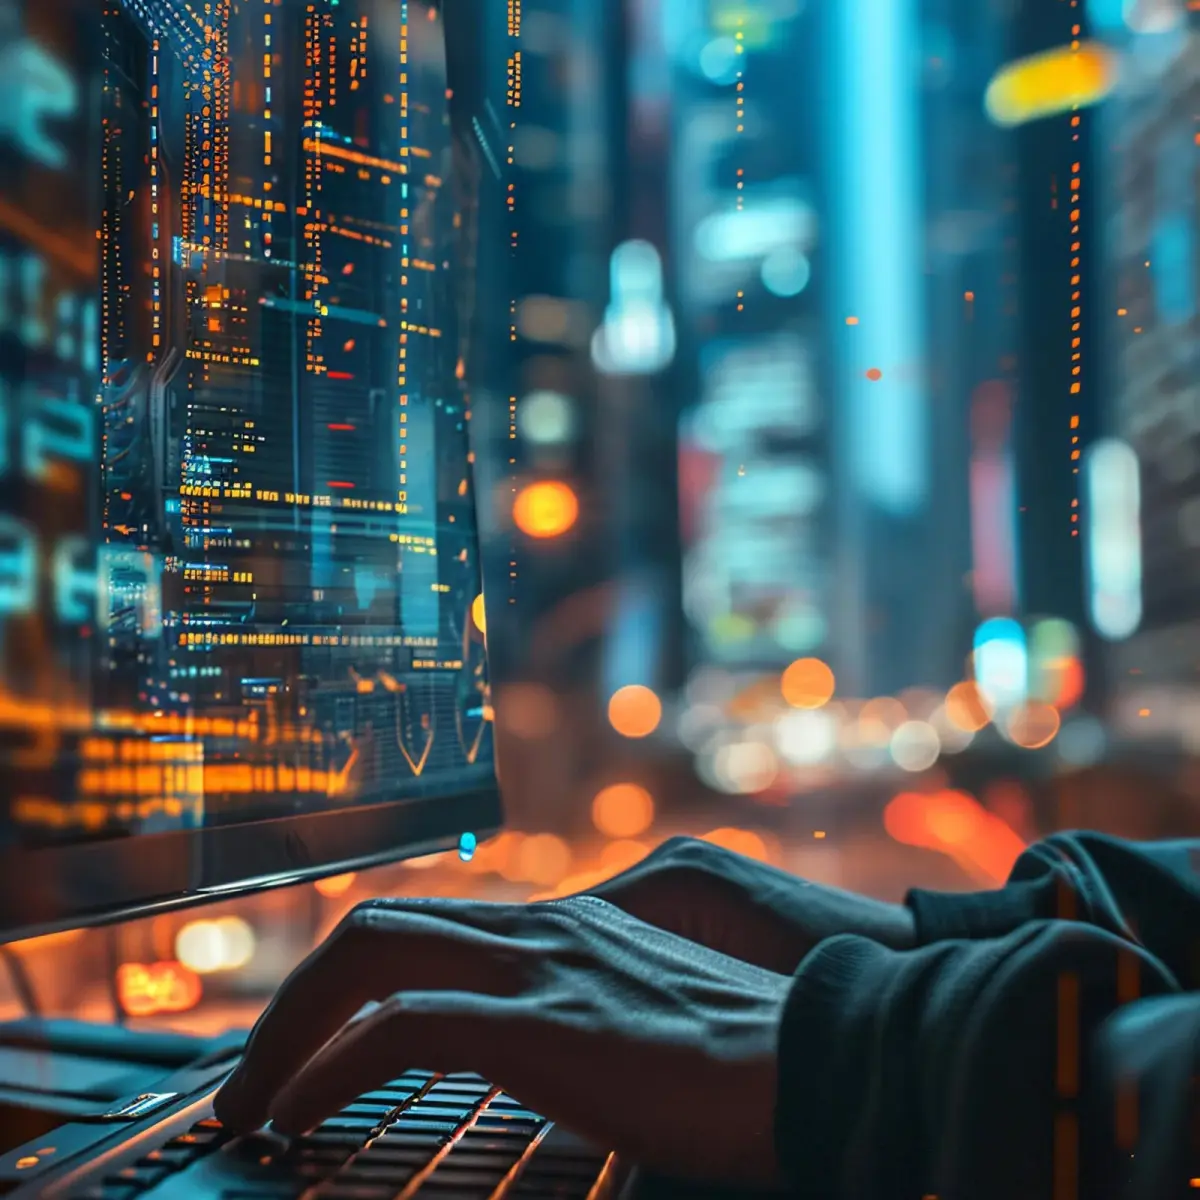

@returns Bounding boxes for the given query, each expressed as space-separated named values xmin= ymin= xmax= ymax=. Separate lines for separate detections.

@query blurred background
xmin=3 ymin=0 xmax=1198 ymax=1036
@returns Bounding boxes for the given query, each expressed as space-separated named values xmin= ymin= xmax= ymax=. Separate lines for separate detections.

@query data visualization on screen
xmin=0 ymin=0 xmax=494 ymax=848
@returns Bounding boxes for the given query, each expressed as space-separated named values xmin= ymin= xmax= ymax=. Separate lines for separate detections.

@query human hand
xmin=214 ymin=894 xmax=788 ymax=1189
xmin=586 ymin=835 xmax=916 ymax=974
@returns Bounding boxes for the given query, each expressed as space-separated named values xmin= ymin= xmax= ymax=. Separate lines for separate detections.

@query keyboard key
xmin=165 ymin=1129 xmax=224 ymax=1151
xmin=357 ymin=1145 xmax=432 ymax=1167
xmin=219 ymin=1186 xmax=303 ymax=1199
xmin=332 ymin=1163 xmax=418 ymax=1187
xmin=426 ymin=1081 xmax=491 ymax=1098
xmin=294 ymin=1130 xmax=369 ymax=1149
xmin=508 ymin=1182 xmax=596 ymax=1200
xmin=414 ymin=1097 xmax=482 ymax=1112
xmin=423 ymin=1166 xmax=510 ymax=1188
xmin=73 ymin=1186 xmax=141 ymax=1200
xmin=313 ymin=1116 xmax=381 ymax=1136
xmin=440 ymin=1150 xmax=524 ymax=1171
xmin=456 ymin=1132 xmax=538 ymax=1154
xmin=416 ymin=1190 xmax=497 ymax=1200
xmin=373 ymin=1130 xmax=448 ymax=1152
xmin=523 ymin=1158 xmax=606 ymax=1179
xmin=135 ymin=1146 xmax=194 ymax=1170
xmin=107 ymin=1162 xmax=172 ymax=1188
xmin=313 ymin=1183 xmax=397 ymax=1200
xmin=336 ymin=1102 xmax=396 ymax=1119
xmin=357 ymin=1089 xmax=420 ymax=1106
xmin=387 ymin=1117 xmax=461 ymax=1137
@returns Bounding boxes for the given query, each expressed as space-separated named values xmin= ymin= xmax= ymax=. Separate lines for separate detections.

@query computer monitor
xmin=0 ymin=0 xmax=503 ymax=941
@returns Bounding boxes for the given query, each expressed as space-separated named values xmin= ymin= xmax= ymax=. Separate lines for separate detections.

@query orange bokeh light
xmin=512 ymin=480 xmax=578 ymax=539
xmin=1045 ymin=656 xmax=1085 ymax=710
xmin=607 ymin=685 xmax=662 ymax=739
xmin=944 ymin=681 xmax=993 ymax=732
xmin=600 ymin=839 xmax=650 ymax=871
xmin=781 ymin=658 xmax=836 ymax=709
xmin=513 ymin=833 xmax=572 ymax=887
xmin=591 ymin=783 xmax=655 ymax=838
xmin=884 ymin=789 xmax=1027 ymax=885
xmin=701 ymin=827 xmax=769 ymax=863
xmin=1006 ymin=702 xmax=1061 ymax=749
xmin=865 ymin=367 xmax=883 ymax=381
xmin=315 ymin=872 xmax=357 ymax=898
xmin=471 ymin=594 xmax=487 ymax=637
xmin=116 ymin=961 xmax=202 ymax=1018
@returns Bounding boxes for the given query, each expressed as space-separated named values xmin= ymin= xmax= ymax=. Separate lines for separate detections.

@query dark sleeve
xmin=905 ymin=831 xmax=1200 ymax=988
xmin=774 ymin=921 xmax=1194 ymax=1200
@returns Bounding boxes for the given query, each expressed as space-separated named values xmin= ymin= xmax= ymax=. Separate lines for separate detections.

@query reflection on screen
xmin=1 ymin=0 xmax=493 ymax=848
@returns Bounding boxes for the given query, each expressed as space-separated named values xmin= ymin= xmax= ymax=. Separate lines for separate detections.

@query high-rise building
xmin=1094 ymin=16 xmax=1199 ymax=738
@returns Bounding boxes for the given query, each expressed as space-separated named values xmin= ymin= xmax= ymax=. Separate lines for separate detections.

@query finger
xmin=215 ymin=900 xmax=527 ymax=1132
xmin=268 ymin=990 xmax=535 ymax=1136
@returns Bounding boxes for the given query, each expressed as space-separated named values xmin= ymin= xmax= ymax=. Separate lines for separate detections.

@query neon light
xmin=1085 ymin=439 xmax=1142 ymax=641
xmin=830 ymin=0 xmax=927 ymax=514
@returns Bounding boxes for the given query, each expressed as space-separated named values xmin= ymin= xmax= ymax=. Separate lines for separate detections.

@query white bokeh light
xmin=890 ymin=720 xmax=942 ymax=772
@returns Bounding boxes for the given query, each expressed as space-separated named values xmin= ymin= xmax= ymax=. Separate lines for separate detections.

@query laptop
xmin=0 ymin=1 xmax=709 ymax=1196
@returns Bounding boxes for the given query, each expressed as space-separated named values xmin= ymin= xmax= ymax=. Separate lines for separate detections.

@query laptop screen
xmin=0 ymin=0 xmax=496 ymax=880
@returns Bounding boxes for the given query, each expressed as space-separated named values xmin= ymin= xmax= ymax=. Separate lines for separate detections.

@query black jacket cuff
xmin=904 ymin=879 xmax=1045 ymax=944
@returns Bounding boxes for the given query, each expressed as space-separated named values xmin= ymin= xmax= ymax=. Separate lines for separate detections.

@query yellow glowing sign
xmin=116 ymin=961 xmax=202 ymax=1018
xmin=985 ymin=42 xmax=1117 ymax=128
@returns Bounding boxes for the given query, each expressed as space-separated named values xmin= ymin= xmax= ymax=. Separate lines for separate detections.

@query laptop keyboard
xmin=71 ymin=1071 xmax=614 ymax=1200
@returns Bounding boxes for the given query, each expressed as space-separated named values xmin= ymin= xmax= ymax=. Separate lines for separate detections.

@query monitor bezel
xmin=0 ymin=784 xmax=504 ymax=943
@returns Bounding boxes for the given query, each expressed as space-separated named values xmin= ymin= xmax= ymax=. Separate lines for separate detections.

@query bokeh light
xmin=944 ymin=680 xmax=993 ymax=731
xmin=860 ymin=696 xmax=908 ymax=730
xmin=984 ymin=42 xmax=1117 ymax=128
xmin=314 ymin=872 xmax=357 ymax=898
xmin=841 ymin=715 xmax=892 ymax=771
xmin=512 ymin=480 xmax=579 ymax=538
xmin=929 ymin=703 xmax=975 ymax=753
xmin=175 ymin=916 xmax=255 ymax=975
xmin=775 ymin=708 xmax=838 ymax=765
xmin=781 ymin=657 xmax=836 ymax=709
xmin=514 ymin=833 xmax=573 ymax=886
xmin=517 ymin=390 xmax=576 ymax=445
xmin=591 ymin=783 xmax=655 ymax=838
xmin=712 ymin=739 xmax=780 ymax=794
xmin=607 ymin=684 xmax=662 ymax=738
xmin=761 ymin=246 xmax=812 ymax=297
xmin=1006 ymin=701 xmax=1062 ymax=749
xmin=471 ymin=594 xmax=487 ymax=636
xmin=701 ymin=827 xmax=769 ymax=862
xmin=884 ymin=790 xmax=1027 ymax=884
xmin=599 ymin=839 xmax=650 ymax=872
xmin=890 ymin=720 xmax=941 ymax=772
xmin=1057 ymin=715 xmax=1107 ymax=766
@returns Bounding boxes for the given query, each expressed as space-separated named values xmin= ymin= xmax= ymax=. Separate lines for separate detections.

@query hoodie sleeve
xmin=905 ymin=831 xmax=1200 ymax=988
xmin=774 ymin=834 xmax=1200 ymax=1200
